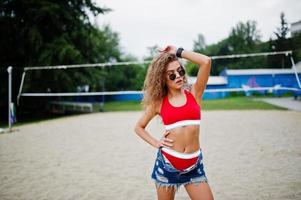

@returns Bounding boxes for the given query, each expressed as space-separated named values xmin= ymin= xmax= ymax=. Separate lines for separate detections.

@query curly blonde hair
xmin=142 ymin=53 xmax=188 ymax=112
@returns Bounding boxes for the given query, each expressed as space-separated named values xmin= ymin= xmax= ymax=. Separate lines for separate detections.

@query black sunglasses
xmin=168 ymin=66 xmax=186 ymax=81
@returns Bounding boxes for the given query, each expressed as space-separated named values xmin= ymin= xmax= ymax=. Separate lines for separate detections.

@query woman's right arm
xmin=134 ymin=106 xmax=173 ymax=149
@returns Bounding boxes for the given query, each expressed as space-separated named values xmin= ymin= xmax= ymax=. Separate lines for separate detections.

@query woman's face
xmin=165 ymin=60 xmax=185 ymax=90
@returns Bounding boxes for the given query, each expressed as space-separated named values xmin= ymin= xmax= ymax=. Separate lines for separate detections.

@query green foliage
xmin=103 ymin=101 xmax=142 ymax=112
xmin=193 ymin=34 xmax=206 ymax=52
xmin=191 ymin=20 xmax=264 ymax=75
xmin=191 ymin=17 xmax=301 ymax=76
xmin=291 ymin=32 xmax=301 ymax=61
xmin=268 ymin=12 xmax=295 ymax=68
xmin=102 ymin=54 xmax=147 ymax=91
xmin=186 ymin=62 xmax=199 ymax=76
xmin=104 ymin=64 xmax=146 ymax=91
xmin=274 ymin=12 xmax=289 ymax=40
xmin=0 ymin=0 xmax=124 ymax=121
xmin=228 ymin=21 xmax=261 ymax=51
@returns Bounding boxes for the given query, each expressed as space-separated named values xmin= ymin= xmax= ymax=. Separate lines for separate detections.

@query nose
xmin=175 ymin=71 xmax=182 ymax=78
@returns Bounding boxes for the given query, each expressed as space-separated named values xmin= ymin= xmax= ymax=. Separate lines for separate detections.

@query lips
xmin=176 ymin=79 xmax=182 ymax=84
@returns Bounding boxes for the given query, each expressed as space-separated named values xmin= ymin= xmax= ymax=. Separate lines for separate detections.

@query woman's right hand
xmin=157 ymin=131 xmax=173 ymax=149
xmin=157 ymin=45 xmax=177 ymax=55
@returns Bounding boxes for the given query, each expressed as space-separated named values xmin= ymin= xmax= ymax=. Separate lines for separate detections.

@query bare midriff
xmin=165 ymin=125 xmax=200 ymax=153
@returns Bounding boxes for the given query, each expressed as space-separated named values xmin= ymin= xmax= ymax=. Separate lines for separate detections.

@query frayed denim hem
xmin=152 ymin=176 xmax=208 ymax=193
xmin=152 ymin=178 xmax=181 ymax=192
xmin=182 ymin=176 xmax=209 ymax=187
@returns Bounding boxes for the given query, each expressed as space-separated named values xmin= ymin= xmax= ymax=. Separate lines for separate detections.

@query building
xmin=291 ymin=20 xmax=301 ymax=37
xmin=219 ymin=67 xmax=301 ymax=97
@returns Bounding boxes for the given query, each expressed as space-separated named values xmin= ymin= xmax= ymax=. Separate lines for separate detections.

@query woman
xmin=134 ymin=45 xmax=214 ymax=200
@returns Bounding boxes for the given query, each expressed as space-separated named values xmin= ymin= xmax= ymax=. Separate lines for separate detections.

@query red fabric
xmin=161 ymin=149 xmax=198 ymax=171
xmin=160 ymin=90 xmax=201 ymax=125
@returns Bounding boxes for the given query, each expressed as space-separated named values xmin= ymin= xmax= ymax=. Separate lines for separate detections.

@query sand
xmin=0 ymin=110 xmax=301 ymax=200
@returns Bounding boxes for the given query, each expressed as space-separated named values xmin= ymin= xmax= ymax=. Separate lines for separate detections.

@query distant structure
xmin=291 ymin=20 xmax=301 ymax=37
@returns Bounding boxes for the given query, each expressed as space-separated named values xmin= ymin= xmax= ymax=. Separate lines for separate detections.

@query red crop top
xmin=160 ymin=90 xmax=201 ymax=130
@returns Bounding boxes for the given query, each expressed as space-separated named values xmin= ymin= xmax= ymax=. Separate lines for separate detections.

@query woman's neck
xmin=167 ymin=88 xmax=182 ymax=98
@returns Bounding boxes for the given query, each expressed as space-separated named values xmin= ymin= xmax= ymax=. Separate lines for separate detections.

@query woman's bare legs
xmin=184 ymin=182 xmax=214 ymax=200
xmin=156 ymin=185 xmax=176 ymax=200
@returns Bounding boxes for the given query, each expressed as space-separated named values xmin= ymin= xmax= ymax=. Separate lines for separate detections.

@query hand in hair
xmin=157 ymin=45 xmax=177 ymax=55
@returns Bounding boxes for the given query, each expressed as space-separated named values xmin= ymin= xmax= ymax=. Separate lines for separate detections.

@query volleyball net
xmin=16 ymin=50 xmax=301 ymax=106
xmin=17 ymin=60 xmax=149 ymax=102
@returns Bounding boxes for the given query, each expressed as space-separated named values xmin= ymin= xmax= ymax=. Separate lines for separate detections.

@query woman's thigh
xmin=156 ymin=185 xmax=176 ymax=200
xmin=184 ymin=182 xmax=214 ymax=200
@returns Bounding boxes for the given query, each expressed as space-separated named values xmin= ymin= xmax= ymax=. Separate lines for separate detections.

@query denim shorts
xmin=151 ymin=147 xmax=208 ymax=191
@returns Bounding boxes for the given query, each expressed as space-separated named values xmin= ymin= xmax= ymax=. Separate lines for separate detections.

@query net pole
xmin=290 ymin=55 xmax=301 ymax=88
xmin=17 ymin=71 xmax=27 ymax=105
xmin=7 ymin=66 xmax=12 ymax=131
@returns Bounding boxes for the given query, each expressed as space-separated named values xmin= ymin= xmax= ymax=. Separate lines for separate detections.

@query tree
xmin=0 ymin=0 xmax=122 ymax=121
xmin=228 ymin=20 xmax=261 ymax=53
xmin=144 ymin=45 xmax=159 ymax=60
xmin=0 ymin=0 xmax=112 ymax=66
xmin=274 ymin=12 xmax=289 ymax=40
xmin=193 ymin=34 xmax=206 ymax=52
xmin=291 ymin=32 xmax=301 ymax=61
xmin=189 ymin=21 xmax=264 ymax=76
xmin=187 ymin=34 xmax=207 ymax=76
xmin=268 ymin=12 xmax=290 ymax=68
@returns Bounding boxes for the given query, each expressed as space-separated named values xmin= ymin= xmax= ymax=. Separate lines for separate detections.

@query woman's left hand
xmin=157 ymin=45 xmax=177 ymax=55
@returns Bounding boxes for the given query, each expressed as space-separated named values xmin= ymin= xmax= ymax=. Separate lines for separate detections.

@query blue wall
xmin=203 ymin=84 xmax=229 ymax=99
xmin=72 ymin=71 xmax=301 ymax=102
xmin=226 ymin=73 xmax=301 ymax=96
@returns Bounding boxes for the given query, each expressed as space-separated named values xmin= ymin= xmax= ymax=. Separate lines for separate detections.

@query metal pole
xmin=17 ymin=71 xmax=26 ymax=105
xmin=290 ymin=55 xmax=301 ymax=88
xmin=7 ymin=66 xmax=12 ymax=131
